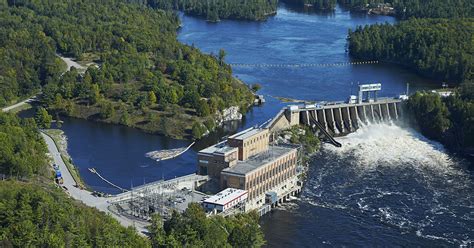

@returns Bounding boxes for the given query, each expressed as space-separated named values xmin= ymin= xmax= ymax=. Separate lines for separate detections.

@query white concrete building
xmin=203 ymin=188 xmax=248 ymax=213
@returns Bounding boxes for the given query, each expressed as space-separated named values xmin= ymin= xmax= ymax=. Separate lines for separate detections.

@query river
xmin=36 ymin=3 xmax=473 ymax=247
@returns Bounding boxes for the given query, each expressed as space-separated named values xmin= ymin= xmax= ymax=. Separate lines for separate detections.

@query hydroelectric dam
xmin=266 ymin=83 xmax=405 ymax=147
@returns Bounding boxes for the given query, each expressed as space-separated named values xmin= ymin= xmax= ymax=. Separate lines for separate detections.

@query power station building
xmin=197 ymin=127 xmax=302 ymax=215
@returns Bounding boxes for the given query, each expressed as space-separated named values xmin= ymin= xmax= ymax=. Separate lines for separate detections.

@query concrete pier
xmin=378 ymin=104 xmax=384 ymax=122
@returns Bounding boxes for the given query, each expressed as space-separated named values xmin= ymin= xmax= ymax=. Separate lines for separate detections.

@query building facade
xmin=197 ymin=127 xmax=302 ymax=214
xmin=220 ymin=146 xmax=299 ymax=210
xmin=202 ymin=188 xmax=247 ymax=213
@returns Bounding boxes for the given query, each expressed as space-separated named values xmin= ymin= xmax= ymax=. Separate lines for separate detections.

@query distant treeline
xmin=348 ymin=18 xmax=473 ymax=84
xmin=134 ymin=0 xmax=474 ymax=20
xmin=129 ymin=0 xmax=278 ymax=21
xmin=282 ymin=0 xmax=336 ymax=10
xmin=338 ymin=0 xmax=473 ymax=19
xmin=277 ymin=0 xmax=474 ymax=19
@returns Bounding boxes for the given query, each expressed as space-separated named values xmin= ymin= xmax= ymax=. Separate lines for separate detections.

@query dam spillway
xmin=266 ymin=97 xmax=404 ymax=146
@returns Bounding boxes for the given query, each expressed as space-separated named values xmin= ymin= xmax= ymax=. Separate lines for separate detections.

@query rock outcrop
xmin=217 ymin=106 xmax=242 ymax=124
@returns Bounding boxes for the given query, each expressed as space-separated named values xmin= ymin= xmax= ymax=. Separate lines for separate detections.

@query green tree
xmin=1 ymin=0 xmax=254 ymax=139
xmin=196 ymin=99 xmax=211 ymax=117
xmin=149 ymin=203 xmax=265 ymax=247
xmin=406 ymin=92 xmax=451 ymax=140
xmin=120 ymin=112 xmax=132 ymax=126
xmin=148 ymin=91 xmax=157 ymax=105
xmin=0 ymin=181 xmax=150 ymax=247
xmin=251 ymin=83 xmax=262 ymax=92
xmin=192 ymin=122 xmax=206 ymax=139
xmin=89 ymin=84 xmax=101 ymax=104
xmin=99 ymin=101 xmax=115 ymax=119
xmin=35 ymin=108 xmax=53 ymax=129
xmin=218 ymin=49 xmax=227 ymax=64
xmin=0 ymin=112 xmax=48 ymax=177
xmin=348 ymin=19 xmax=473 ymax=84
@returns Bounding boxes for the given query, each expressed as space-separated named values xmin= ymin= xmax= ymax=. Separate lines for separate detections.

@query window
xmin=200 ymin=166 xmax=208 ymax=175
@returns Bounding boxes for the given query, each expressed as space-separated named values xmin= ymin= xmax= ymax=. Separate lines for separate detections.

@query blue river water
xmin=48 ymin=4 xmax=472 ymax=247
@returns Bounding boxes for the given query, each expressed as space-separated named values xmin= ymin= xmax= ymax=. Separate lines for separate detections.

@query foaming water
xmin=310 ymin=123 xmax=473 ymax=245
xmin=262 ymin=123 xmax=473 ymax=247
xmin=324 ymin=123 xmax=455 ymax=173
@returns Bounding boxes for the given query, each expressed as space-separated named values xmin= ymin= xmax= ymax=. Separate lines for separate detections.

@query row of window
xmin=247 ymin=156 xmax=296 ymax=188
xmin=243 ymin=133 xmax=268 ymax=147
xmin=247 ymin=169 xmax=296 ymax=200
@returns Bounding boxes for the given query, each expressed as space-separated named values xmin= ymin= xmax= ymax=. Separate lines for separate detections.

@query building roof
xmin=199 ymin=141 xmax=237 ymax=156
xmin=228 ymin=127 xmax=267 ymax=141
xmin=203 ymin=188 xmax=247 ymax=206
xmin=221 ymin=145 xmax=296 ymax=176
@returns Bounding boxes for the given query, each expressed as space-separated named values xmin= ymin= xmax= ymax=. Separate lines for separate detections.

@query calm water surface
xmin=51 ymin=4 xmax=472 ymax=247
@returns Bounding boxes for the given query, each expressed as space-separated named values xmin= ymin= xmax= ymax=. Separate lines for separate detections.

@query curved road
xmin=40 ymin=132 xmax=148 ymax=234
xmin=1 ymin=97 xmax=36 ymax=112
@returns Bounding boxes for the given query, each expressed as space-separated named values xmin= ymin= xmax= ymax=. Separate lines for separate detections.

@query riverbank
xmin=42 ymin=129 xmax=87 ymax=189
xmin=404 ymin=89 xmax=474 ymax=163
xmin=61 ymin=99 xmax=250 ymax=140
xmin=40 ymin=131 xmax=150 ymax=233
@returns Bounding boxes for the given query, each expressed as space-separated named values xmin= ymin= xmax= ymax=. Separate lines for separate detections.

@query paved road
xmin=2 ymin=97 xmax=36 ymax=112
xmin=40 ymin=132 xmax=149 ymax=234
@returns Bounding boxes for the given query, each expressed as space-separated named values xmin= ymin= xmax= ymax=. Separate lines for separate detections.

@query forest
xmin=392 ymin=0 xmax=473 ymax=19
xmin=131 ymin=0 xmax=474 ymax=19
xmin=1 ymin=0 xmax=254 ymax=139
xmin=338 ymin=0 xmax=473 ymax=19
xmin=282 ymin=0 xmax=336 ymax=10
xmin=0 ymin=181 xmax=150 ymax=247
xmin=133 ymin=0 xmax=278 ymax=21
xmin=348 ymin=18 xmax=473 ymax=84
xmin=405 ymin=83 xmax=474 ymax=155
xmin=0 ymin=113 xmax=48 ymax=178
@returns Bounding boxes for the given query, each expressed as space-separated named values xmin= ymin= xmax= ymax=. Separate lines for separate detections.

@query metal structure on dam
xmin=266 ymin=84 xmax=404 ymax=147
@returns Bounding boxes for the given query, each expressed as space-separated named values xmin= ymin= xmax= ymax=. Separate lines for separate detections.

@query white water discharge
xmin=325 ymin=123 xmax=455 ymax=173
xmin=304 ymin=123 xmax=474 ymax=245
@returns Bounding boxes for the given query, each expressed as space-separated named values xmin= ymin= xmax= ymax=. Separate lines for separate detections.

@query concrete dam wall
xmin=266 ymin=98 xmax=403 ymax=144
